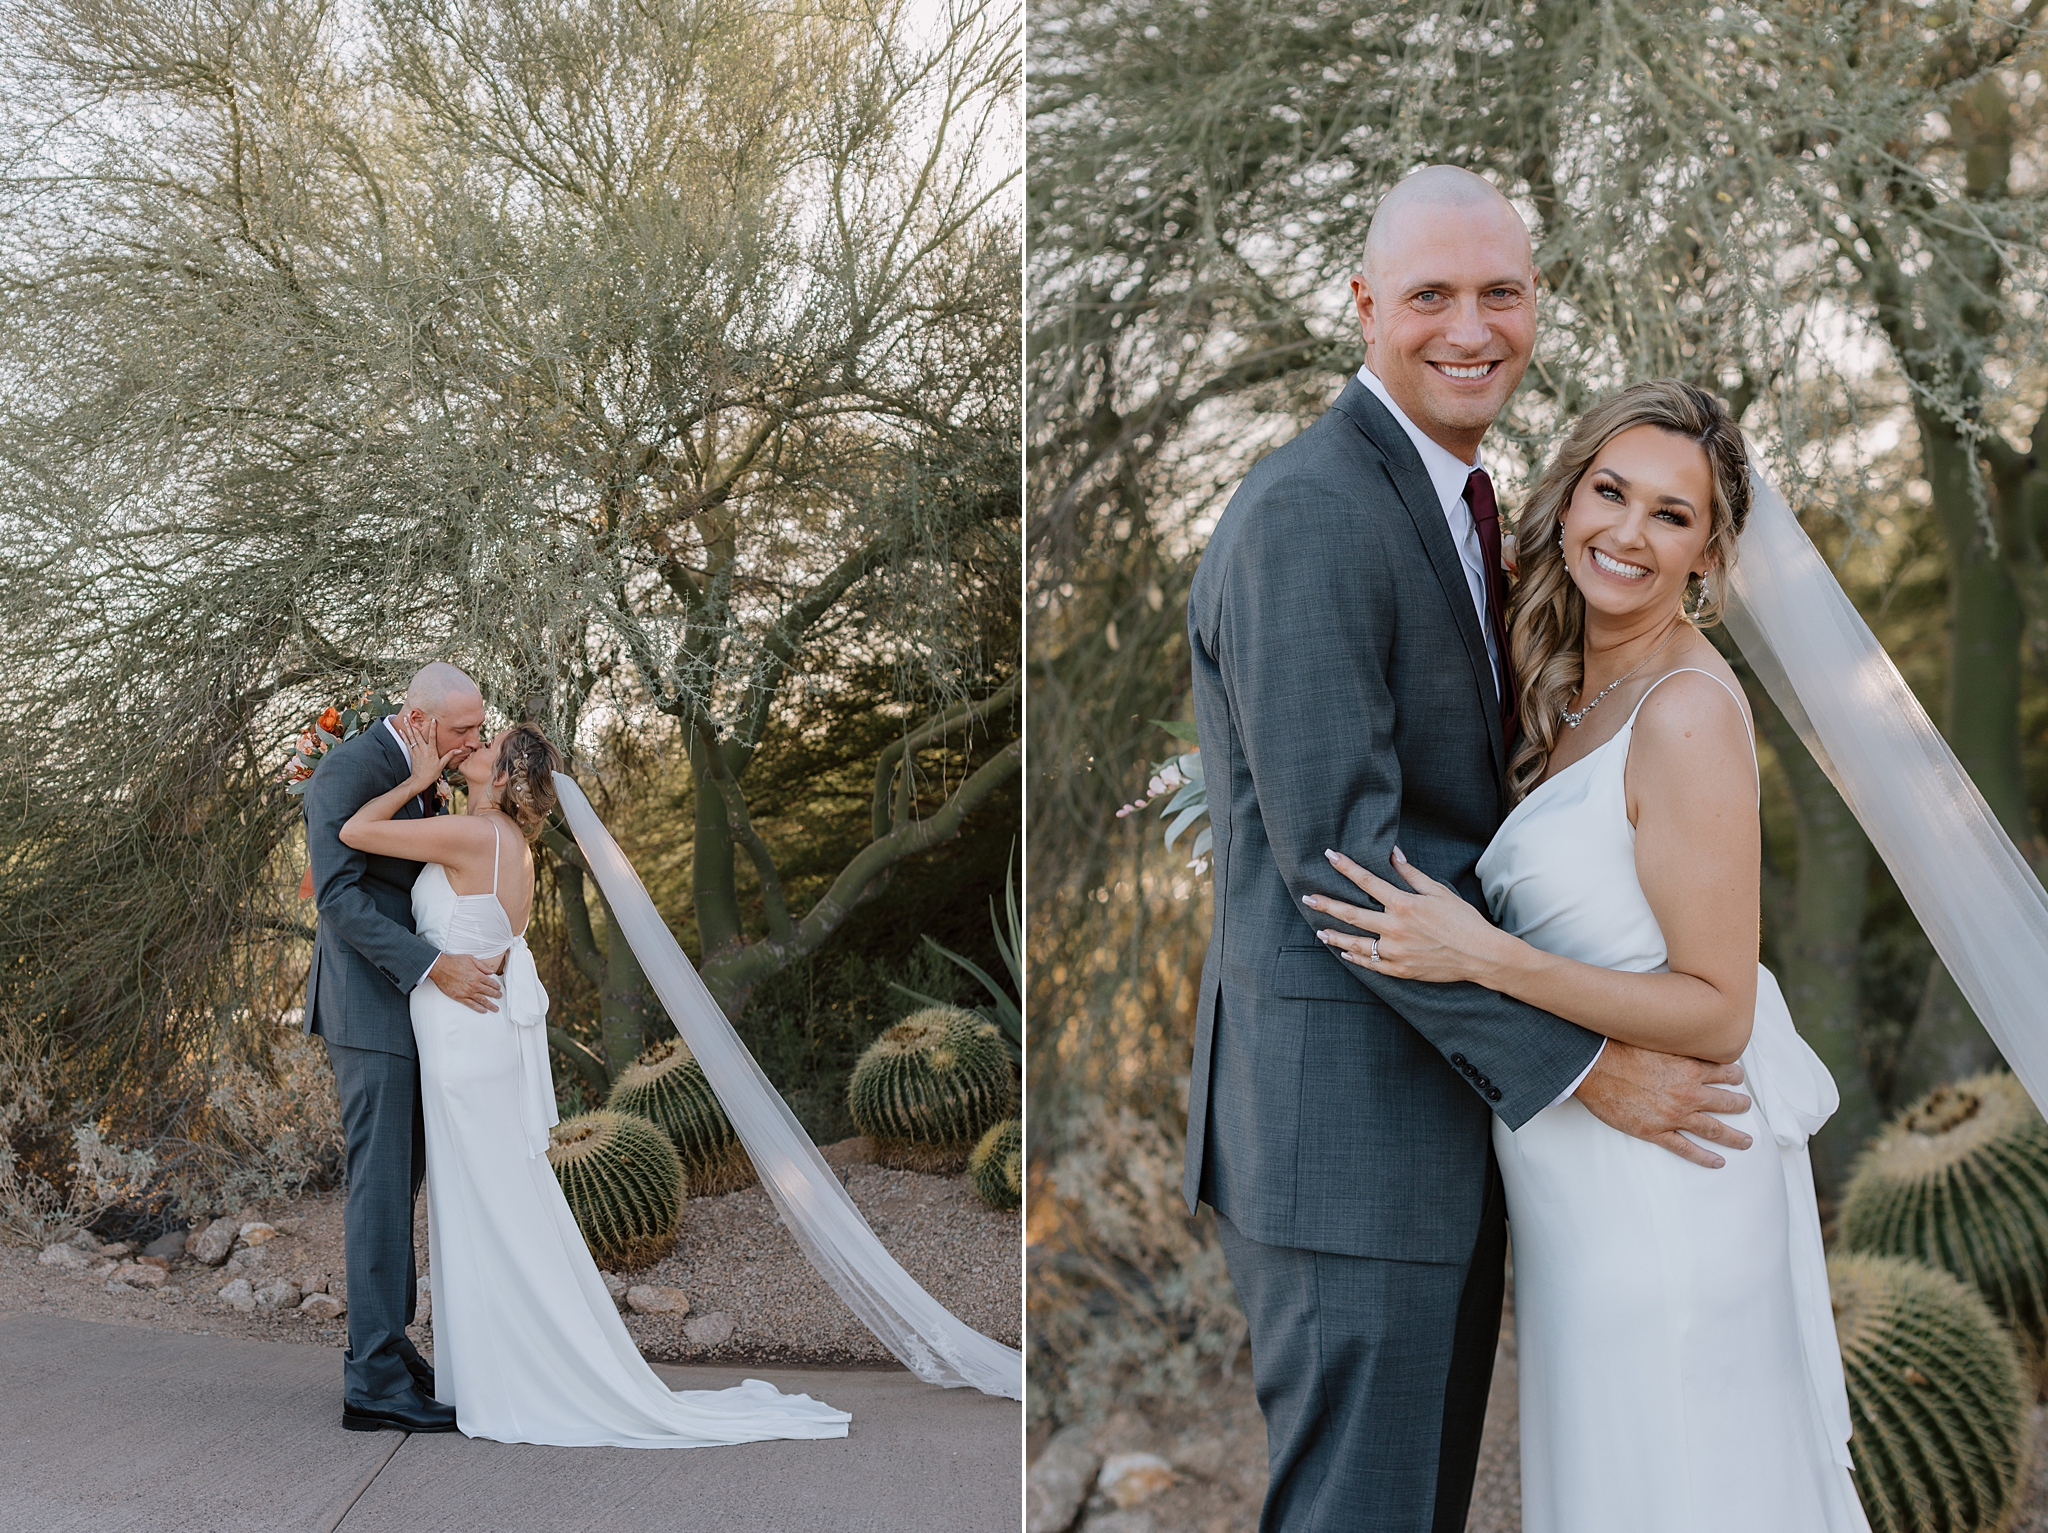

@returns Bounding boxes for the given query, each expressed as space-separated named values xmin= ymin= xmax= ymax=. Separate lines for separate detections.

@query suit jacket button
xmin=1487 ymin=1088 xmax=1502 ymax=1102
xmin=1463 ymin=1063 xmax=1478 ymax=1078
xmin=1477 ymin=1075 xmax=1491 ymax=1089
xmin=1451 ymin=1054 xmax=1467 ymax=1068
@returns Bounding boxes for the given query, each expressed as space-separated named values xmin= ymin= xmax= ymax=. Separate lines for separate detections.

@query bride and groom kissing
xmin=299 ymin=664 xmax=852 ymax=1445
xmin=1185 ymin=166 xmax=1870 ymax=1531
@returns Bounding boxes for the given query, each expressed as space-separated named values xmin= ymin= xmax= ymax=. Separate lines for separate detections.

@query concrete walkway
xmin=0 ymin=1315 xmax=1020 ymax=1533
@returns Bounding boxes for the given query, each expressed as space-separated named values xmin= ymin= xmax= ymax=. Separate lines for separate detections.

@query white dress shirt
xmin=1354 ymin=361 xmax=1501 ymax=698
xmin=1352 ymin=361 xmax=1603 ymax=1106
xmin=384 ymin=715 xmax=441 ymax=990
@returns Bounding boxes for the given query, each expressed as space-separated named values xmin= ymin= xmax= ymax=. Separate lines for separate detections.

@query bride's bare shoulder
xmin=1629 ymin=645 xmax=1755 ymax=784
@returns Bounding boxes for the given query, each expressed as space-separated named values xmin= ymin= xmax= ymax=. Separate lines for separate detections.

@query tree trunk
xmin=600 ymin=905 xmax=652 ymax=1079
xmin=1893 ymin=408 xmax=2026 ymax=1098
xmin=689 ymin=732 xmax=745 ymax=962
xmin=1747 ymin=674 xmax=1875 ymax=1193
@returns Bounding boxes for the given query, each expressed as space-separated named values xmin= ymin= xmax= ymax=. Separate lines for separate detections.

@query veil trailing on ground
xmin=1723 ymin=473 xmax=2048 ymax=1116
xmin=551 ymin=773 xmax=1024 ymax=1401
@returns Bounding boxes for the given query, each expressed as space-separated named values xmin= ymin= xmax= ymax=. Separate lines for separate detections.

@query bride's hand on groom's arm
xmin=1305 ymin=847 xmax=1511 ymax=985
xmin=1572 ymin=1042 xmax=1753 ymax=1169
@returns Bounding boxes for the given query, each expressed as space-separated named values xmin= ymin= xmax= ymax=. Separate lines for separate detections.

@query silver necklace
xmin=1559 ymin=623 xmax=1683 ymax=730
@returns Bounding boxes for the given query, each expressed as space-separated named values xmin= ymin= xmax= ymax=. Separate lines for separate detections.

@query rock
xmin=1078 ymin=1514 xmax=1155 ymax=1533
xmin=598 ymin=1270 xmax=629 ymax=1308
xmin=103 ymin=1261 xmax=166 ymax=1291
xmin=138 ymin=1255 xmax=171 ymax=1272
xmin=224 ymin=1245 xmax=266 ymax=1272
xmin=300 ymin=1291 xmax=345 ymax=1320
xmin=187 ymin=1218 xmax=237 ymax=1267
xmin=237 ymin=1222 xmax=278 ymax=1246
xmin=37 ymin=1242 xmax=94 ymax=1270
xmin=299 ymin=1272 xmax=329 ymax=1295
xmin=63 ymin=1228 xmax=102 ymax=1252
xmin=1098 ymin=1453 xmax=1175 ymax=1509
xmin=254 ymin=1279 xmax=302 ymax=1310
xmin=217 ymin=1278 xmax=256 ymax=1313
xmin=97 ymin=1240 xmax=134 ymax=1259
xmin=1168 ymin=1433 xmax=1227 ymax=1479
xmin=820 ymin=1136 xmax=877 ymax=1169
xmin=415 ymin=1275 xmax=431 ymax=1325
xmin=1027 ymin=1425 xmax=1102 ymax=1533
xmin=626 ymin=1285 xmax=690 ymax=1316
xmin=90 ymin=1260 xmax=121 ymax=1280
xmin=141 ymin=1229 xmax=187 ymax=1262
xmin=682 ymin=1311 xmax=733 ymax=1347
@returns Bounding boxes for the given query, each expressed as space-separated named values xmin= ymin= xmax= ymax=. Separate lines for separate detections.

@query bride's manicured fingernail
xmin=1316 ymin=930 xmax=1331 ymax=943
xmin=1323 ymin=848 xmax=1338 ymax=862
xmin=1302 ymin=895 xmax=1317 ymax=907
xmin=1392 ymin=846 xmax=1407 ymax=863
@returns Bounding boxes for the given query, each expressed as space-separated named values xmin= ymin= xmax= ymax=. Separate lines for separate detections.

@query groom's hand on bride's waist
xmin=430 ymin=952 xmax=503 ymax=1013
xmin=1573 ymin=1042 xmax=1752 ymax=1169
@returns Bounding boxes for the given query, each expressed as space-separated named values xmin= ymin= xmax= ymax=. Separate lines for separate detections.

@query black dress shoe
xmin=402 ymin=1355 xmax=436 ymax=1396
xmin=343 ymin=1388 xmax=458 ymax=1434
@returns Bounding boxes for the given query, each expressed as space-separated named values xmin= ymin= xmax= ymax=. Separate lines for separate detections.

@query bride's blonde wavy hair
xmin=491 ymin=723 xmax=564 ymax=841
xmin=1506 ymin=379 xmax=1751 ymax=804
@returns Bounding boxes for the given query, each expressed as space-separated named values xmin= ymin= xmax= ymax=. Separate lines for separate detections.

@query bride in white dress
xmin=1308 ymin=380 xmax=1869 ymax=1531
xmin=340 ymin=720 xmax=851 ymax=1448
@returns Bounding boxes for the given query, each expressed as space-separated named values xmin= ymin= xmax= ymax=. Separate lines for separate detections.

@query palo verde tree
xmin=0 ymin=0 xmax=1021 ymax=1110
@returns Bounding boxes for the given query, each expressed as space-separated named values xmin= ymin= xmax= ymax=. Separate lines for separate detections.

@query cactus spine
xmin=1839 ymin=1072 xmax=2048 ymax=1387
xmin=546 ymin=1110 xmax=685 ymax=1270
xmin=969 ymin=1118 xmax=1021 ymax=1212
xmin=607 ymin=1038 xmax=757 ymax=1197
xmin=1829 ymin=1252 xmax=2030 ymax=1533
xmin=848 ymin=1006 xmax=1016 ymax=1171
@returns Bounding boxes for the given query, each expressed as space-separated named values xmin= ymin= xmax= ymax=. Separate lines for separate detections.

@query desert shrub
xmin=1028 ymin=1108 xmax=1247 ymax=1430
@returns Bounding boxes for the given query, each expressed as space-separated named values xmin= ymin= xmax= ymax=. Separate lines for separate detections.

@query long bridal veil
xmin=1724 ymin=473 xmax=2048 ymax=1117
xmin=552 ymin=773 xmax=1024 ymax=1401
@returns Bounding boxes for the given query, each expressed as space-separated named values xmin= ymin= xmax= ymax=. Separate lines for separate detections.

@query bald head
xmin=405 ymin=661 xmax=480 ymax=714
xmin=1363 ymin=166 xmax=1530 ymax=281
xmin=1349 ymin=166 xmax=1539 ymax=460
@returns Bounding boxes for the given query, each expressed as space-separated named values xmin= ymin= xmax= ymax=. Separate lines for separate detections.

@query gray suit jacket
xmin=1183 ymin=377 xmax=1603 ymax=1264
xmin=301 ymin=725 xmax=440 ymax=1059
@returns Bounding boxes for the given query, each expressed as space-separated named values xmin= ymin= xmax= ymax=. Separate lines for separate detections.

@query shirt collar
xmin=1354 ymin=360 xmax=1482 ymax=518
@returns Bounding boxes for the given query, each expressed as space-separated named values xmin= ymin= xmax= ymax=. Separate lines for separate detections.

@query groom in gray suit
xmin=301 ymin=662 xmax=503 ymax=1433
xmin=1184 ymin=168 xmax=1756 ymax=1531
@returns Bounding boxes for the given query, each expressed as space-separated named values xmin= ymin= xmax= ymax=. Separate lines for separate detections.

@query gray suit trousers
xmin=1215 ymin=1169 xmax=1506 ymax=1533
xmin=325 ymin=1037 xmax=430 ymax=1404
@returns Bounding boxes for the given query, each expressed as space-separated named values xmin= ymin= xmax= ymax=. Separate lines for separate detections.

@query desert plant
xmin=848 ymin=1006 xmax=1014 ymax=1169
xmin=969 ymin=1118 xmax=1021 ymax=1212
xmin=889 ymin=847 xmax=1023 ymax=1059
xmin=1829 ymin=1251 xmax=2031 ymax=1533
xmin=1839 ymin=1072 xmax=2048 ymax=1386
xmin=545 ymin=1111 xmax=685 ymax=1271
xmin=606 ymin=1039 xmax=756 ymax=1198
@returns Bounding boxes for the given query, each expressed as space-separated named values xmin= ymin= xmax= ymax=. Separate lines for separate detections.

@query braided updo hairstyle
xmin=493 ymin=723 xmax=563 ymax=840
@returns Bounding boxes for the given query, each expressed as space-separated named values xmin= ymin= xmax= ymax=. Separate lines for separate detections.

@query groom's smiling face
xmin=1350 ymin=190 xmax=1536 ymax=461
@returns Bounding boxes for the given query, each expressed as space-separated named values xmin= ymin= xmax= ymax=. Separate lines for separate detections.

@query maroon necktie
xmin=1464 ymin=468 xmax=1520 ymax=743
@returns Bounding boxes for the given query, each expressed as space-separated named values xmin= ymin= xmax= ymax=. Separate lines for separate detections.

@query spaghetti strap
xmin=1625 ymin=666 xmax=1759 ymax=804
xmin=489 ymin=819 xmax=501 ymax=896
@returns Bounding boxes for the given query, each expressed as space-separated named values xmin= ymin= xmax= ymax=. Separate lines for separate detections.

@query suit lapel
xmin=371 ymin=720 xmax=424 ymax=817
xmin=1333 ymin=379 xmax=1507 ymax=784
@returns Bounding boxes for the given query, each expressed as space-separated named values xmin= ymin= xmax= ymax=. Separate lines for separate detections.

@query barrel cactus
xmin=968 ymin=1118 xmax=1021 ymax=1212
xmin=1830 ymin=1252 xmax=2030 ymax=1533
xmin=1839 ymin=1071 xmax=2048 ymax=1386
xmin=546 ymin=1110 xmax=685 ymax=1270
xmin=606 ymin=1038 xmax=757 ymax=1197
xmin=848 ymin=1006 xmax=1015 ymax=1172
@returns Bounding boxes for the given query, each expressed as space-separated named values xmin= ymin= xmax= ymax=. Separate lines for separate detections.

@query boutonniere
xmin=287 ymin=689 xmax=401 ymax=897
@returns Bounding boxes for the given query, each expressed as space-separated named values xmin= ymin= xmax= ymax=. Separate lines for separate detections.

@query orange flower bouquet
xmin=285 ymin=690 xmax=401 ymax=897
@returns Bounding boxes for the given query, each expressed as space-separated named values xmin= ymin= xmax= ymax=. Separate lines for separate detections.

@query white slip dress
xmin=1476 ymin=669 xmax=1868 ymax=1533
xmin=410 ymin=819 xmax=852 ymax=1448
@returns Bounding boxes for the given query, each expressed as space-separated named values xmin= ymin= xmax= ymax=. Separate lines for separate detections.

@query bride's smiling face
xmin=1560 ymin=424 xmax=1716 ymax=625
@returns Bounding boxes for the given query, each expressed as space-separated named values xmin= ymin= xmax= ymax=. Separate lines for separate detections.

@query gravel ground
xmin=1033 ymin=1272 xmax=2048 ymax=1533
xmin=0 ymin=1139 xmax=1020 ymax=1371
